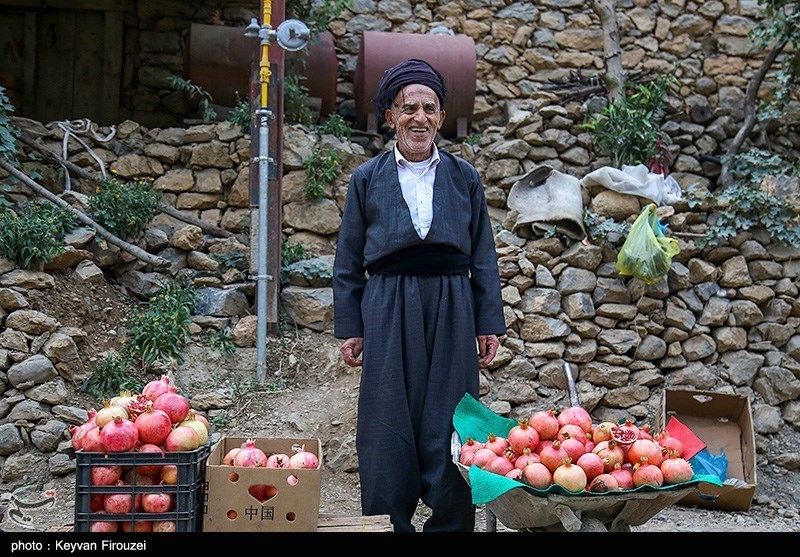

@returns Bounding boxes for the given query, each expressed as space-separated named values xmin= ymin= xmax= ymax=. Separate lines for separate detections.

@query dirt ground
xmin=1 ymin=270 xmax=799 ymax=535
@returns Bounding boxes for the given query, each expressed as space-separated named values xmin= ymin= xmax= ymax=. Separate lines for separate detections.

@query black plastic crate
xmin=73 ymin=442 xmax=211 ymax=532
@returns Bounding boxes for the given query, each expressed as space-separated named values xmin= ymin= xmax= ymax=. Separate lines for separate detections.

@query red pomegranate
xmin=91 ymin=465 xmax=122 ymax=486
xmin=103 ymin=482 xmax=139 ymax=513
xmin=626 ymin=439 xmax=665 ymax=468
xmin=289 ymin=445 xmax=319 ymax=469
xmin=553 ymin=459 xmax=587 ymax=492
xmin=485 ymin=450 xmax=516 ymax=476
xmin=610 ymin=463 xmax=635 ymax=489
xmin=632 ymin=460 xmax=664 ymax=488
xmin=71 ymin=413 xmax=98 ymax=451
xmin=589 ymin=473 xmax=620 ymax=493
xmin=135 ymin=443 xmax=166 ymax=477
xmin=539 ymin=440 xmax=570 ymax=473
xmin=505 ymin=468 xmax=524 ymax=480
xmin=152 ymin=386 xmax=190 ymax=424
xmin=576 ymin=452 xmax=605 ymax=482
xmin=100 ymin=416 xmax=139 ymax=452
xmin=559 ymin=436 xmax=587 ymax=464
xmin=522 ymin=462 xmax=552 ymax=490
xmin=557 ymin=405 xmax=593 ymax=434
xmin=233 ymin=439 xmax=269 ymax=467
xmin=90 ymin=521 xmax=119 ymax=532
xmin=142 ymin=491 xmax=173 ymax=513
xmin=165 ymin=425 xmax=201 ymax=452
xmin=142 ymin=375 xmax=173 ymax=402
xmin=661 ymin=451 xmax=694 ymax=485
xmin=530 ymin=409 xmax=560 ymax=440
xmin=81 ymin=426 xmax=105 ymax=453
xmin=484 ymin=433 xmax=510 ymax=456
xmin=223 ymin=444 xmax=243 ymax=466
xmin=471 ymin=448 xmax=497 ymax=469
xmin=514 ymin=448 xmax=540 ymax=469
xmin=135 ymin=407 xmax=172 ymax=445
xmin=593 ymin=440 xmax=625 ymax=472
xmin=507 ymin=419 xmax=540 ymax=455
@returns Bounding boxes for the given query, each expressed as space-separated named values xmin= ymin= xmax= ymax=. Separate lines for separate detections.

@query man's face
xmin=384 ymin=83 xmax=446 ymax=162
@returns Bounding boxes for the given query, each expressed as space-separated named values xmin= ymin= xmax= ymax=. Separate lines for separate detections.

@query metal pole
xmin=255 ymin=0 xmax=273 ymax=385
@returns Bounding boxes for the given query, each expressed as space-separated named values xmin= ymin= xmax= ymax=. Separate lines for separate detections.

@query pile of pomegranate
xmin=459 ymin=405 xmax=694 ymax=494
xmin=222 ymin=440 xmax=320 ymax=470
xmin=70 ymin=375 xmax=212 ymax=533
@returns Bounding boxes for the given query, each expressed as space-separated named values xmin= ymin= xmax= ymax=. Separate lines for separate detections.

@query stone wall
xmin=119 ymin=0 xmax=800 ymax=183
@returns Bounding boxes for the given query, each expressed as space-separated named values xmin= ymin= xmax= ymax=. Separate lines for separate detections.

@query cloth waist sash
xmin=367 ymin=244 xmax=469 ymax=276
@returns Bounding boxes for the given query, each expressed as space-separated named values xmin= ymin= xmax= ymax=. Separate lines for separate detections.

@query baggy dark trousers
xmin=356 ymin=273 xmax=479 ymax=532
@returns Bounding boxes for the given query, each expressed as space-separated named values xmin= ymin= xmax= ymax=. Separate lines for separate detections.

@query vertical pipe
xmin=255 ymin=0 xmax=273 ymax=384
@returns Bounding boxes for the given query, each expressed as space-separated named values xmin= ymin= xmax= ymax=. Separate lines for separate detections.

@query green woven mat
xmin=452 ymin=393 xmax=724 ymax=505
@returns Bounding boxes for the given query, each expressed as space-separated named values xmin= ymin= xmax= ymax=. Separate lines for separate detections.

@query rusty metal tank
xmin=286 ymin=31 xmax=338 ymax=118
xmin=354 ymin=31 xmax=477 ymax=139
xmin=187 ymin=24 xmax=337 ymax=118
xmin=187 ymin=23 xmax=259 ymax=108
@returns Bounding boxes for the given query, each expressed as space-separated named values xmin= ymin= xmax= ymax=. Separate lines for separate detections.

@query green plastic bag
xmin=616 ymin=203 xmax=680 ymax=284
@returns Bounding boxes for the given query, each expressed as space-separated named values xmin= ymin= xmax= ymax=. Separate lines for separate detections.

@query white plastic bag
xmin=580 ymin=164 xmax=682 ymax=206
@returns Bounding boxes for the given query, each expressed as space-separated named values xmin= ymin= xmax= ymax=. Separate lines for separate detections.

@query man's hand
xmin=477 ymin=334 xmax=499 ymax=367
xmin=340 ymin=337 xmax=364 ymax=367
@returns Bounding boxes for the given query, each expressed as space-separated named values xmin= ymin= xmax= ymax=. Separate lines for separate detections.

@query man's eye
xmin=403 ymin=107 xmax=416 ymax=114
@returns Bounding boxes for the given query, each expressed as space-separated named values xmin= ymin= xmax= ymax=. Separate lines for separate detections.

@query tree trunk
xmin=591 ymin=0 xmax=624 ymax=102
xmin=17 ymin=133 xmax=243 ymax=242
xmin=0 ymin=158 xmax=170 ymax=269
xmin=720 ymin=39 xmax=788 ymax=188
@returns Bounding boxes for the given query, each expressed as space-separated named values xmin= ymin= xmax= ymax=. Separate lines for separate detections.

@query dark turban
xmin=372 ymin=58 xmax=448 ymax=121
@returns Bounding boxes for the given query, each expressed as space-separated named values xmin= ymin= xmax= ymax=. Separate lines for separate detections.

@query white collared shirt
xmin=394 ymin=144 xmax=440 ymax=239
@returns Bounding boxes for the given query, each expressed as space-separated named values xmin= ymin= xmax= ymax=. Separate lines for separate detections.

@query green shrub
xmin=685 ymin=182 xmax=800 ymax=249
xmin=722 ymin=148 xmax=798 ymax=186
xmin=168 ymin=76 xmax=217 ymax=123
xmin=228 ymin=93 xmax=251 ymax=131
xmin=211 ymin=250 xmax=248 ymax=272
xmin=583 ymin=209 xmax=631 ymax=246
xmin=284 ymin=71 xmax=314 ymax=125
xmin=80 ymin=353 xmax=142 ymax=401
xmin=303 ymin=147 xmax=342 ymax=199
xmin=581 ymin=72 xmax=679 ymax=169
xmin=0 ymin=84 xmax=20 ymax=166
xmin=205 ymin=326 xmax=236 ymax=357
xmin=0 ymin=202 xmax=78 ymax=269
xmin=126 ymin=279 xmax=196 ymax=368
xmin=89 ymin=175 xmax=163 ymax=240
xmin=287 ymin=0 xmax=352 ymax=36
xmin=314 ymin=113 xmax=352 ymax=140
xmin=281 ymin=236 xmax=315 ymax=268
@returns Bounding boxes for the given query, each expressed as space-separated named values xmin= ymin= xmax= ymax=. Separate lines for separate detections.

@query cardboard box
xmin=203 ymin=437 xmax=322 ymax=532
xmin=655 ymin=389 xmax=757 ymax=512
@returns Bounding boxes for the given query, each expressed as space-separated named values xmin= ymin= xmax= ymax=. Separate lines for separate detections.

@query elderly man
xmin=333 ymin=59 xmax=505 ymax=532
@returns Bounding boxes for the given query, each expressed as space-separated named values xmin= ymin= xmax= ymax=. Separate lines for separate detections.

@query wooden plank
xmin=0 ymin=1 xmax=43 ymax=7
xmin=101 ymin=10 xmax=123 ymax=124
xmin=44 ymin=0 xmax=133 ymax=11
xmin=22 ymin=11 xmax=37 ymax=115
xmin=35 ymin=10 xmax=75 ymax=123
xmin=316 ymin=514 xmax=393 ymax=532
xmin=0 ymin=9 xmax=26 ymax=110
xmin=72 ymin=11 xmax=104 ymax=120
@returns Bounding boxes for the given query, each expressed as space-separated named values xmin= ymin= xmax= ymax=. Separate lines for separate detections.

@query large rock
xmin=7 ymin=355 xmax=57 ymax=389
xmin=279 ymin=286 xmax=334 ymax=333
